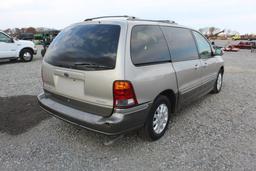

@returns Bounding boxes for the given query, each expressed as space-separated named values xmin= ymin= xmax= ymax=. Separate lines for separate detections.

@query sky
xmin=1 ymin=0 xmax=256 ymax=34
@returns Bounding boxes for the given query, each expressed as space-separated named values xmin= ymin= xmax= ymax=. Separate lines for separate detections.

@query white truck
xmin=0 ymin=31 xmax=37 ymax=62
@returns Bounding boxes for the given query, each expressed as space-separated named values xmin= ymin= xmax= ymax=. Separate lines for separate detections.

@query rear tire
xmin=20 ymin=49 xmax=33 ymax=62
xmin=212 ymin=70 xmax=223 ymax=93
xmin=140 ymin=95 xmax=171 ymax=141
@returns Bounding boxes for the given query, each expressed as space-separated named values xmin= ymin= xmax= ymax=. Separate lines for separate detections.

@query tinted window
xmin=161 ymin=27 xmax=198 ymax=62
xmin=45 ymin=24 xmax=121 ymax=70
xmin=0 ymin=33 xmax=11 ymax=43
xmin=131 ymin=25 xmax=170 ymax=65
xmin=193 ymin=31 xmax=212 ymax=59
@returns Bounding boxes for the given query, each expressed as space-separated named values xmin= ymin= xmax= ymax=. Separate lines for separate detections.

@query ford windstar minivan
xmin=38 ymin=16 xmax=224 ymax=140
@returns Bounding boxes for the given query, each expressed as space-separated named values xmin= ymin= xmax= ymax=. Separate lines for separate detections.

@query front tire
xmin=140 ymin=95 xmax=171 ymax=141
xmin=20 ymin=49 xmax=33 ymax=62
xmin=212 ymin=70 xmax=223 ymax=93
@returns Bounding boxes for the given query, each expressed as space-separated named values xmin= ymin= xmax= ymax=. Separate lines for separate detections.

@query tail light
xmin=113 ymin=81 xmax=138 ymax=108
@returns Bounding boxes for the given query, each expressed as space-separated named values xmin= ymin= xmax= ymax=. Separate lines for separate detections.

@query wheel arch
xmin=19 ymin=47 xmax=34 ymax=57
xmin=220 ymin=66 xmax=224 ymax=73
xmin=157 ymin=89 xmax=177 ymax=113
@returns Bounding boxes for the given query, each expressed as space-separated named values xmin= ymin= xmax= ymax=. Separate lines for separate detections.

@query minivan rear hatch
xmin=43 ymin=23 xmax=122 ymax=117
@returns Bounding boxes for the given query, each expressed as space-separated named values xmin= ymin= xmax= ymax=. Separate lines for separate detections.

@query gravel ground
xmin=0 ymin=43 xmax=256 ymax=170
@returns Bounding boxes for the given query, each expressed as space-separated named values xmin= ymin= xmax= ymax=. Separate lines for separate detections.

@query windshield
xmin=44 ymin=24 xmax=121 ymax=70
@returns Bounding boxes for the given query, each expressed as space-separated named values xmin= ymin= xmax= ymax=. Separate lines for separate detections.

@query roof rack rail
xmin=84 ymin=16 xmax=176 ymax=24
xmin=84 ymin=15 xmax=136 ymax=21
xmin=128 ymin=18 xmax=176 ymax=24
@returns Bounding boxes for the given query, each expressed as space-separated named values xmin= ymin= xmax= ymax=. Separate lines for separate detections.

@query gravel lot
xmin=1 ymin=43 xmax=256 ymax=170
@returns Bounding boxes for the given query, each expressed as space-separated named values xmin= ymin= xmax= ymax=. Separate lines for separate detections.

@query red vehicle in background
xmin=234 ymin=41 xmax=256 ymax=49
xmin=223 ymin=45 xmax=239 ymax=52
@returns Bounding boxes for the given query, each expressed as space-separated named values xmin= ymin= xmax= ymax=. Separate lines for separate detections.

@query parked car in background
xmin=232 ymin=34 xmax=241 ymax=40
xmin=251 ymin=40 xmax=256 ymax=52
xmin=18 ymin=33 xmax=34 ymax=41
xmin=223 ymin=45 xmax=240 ymax=52
xmin=34 ymin=30 xmax=60 ymax=57
xmin=38 ymin=16 xmax=224 ymax=141
xmin=0 ymin=31 xmax=37 ymax=62
xmin=233 ymin=41 xmax=256 ymax=49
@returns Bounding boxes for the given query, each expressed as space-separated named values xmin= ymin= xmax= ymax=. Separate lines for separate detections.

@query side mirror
xmin=214 ymin=47 xmax=223 ymax=56
xmin=8 ymin=38 xmax=14 ymax=43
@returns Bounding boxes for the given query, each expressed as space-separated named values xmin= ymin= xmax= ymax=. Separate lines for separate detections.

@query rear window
xmin=130 ymin=25 xmax=170 ymax=65
xmin=45 ymin=24 xmax=121 ymax=70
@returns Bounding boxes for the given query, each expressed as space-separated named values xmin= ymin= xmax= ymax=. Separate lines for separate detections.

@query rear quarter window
xmin=130 ymin=25 xmax=170 ymax=66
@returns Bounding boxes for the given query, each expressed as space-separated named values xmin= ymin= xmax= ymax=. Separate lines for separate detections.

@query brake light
xmin=113 ymin=81 xmax=138 ymax=108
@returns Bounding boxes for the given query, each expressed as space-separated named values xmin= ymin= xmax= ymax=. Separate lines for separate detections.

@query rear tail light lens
xmin=113 ymin=81 xmax=138 ymax=108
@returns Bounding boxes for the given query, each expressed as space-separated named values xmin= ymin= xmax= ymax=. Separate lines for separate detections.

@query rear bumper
xmin=37 ymin=93 xmax=151 ymax=135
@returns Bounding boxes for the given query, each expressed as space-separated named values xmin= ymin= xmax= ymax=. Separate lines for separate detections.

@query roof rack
xmin=84 ymin=15 xmax=136 ymax=21
xmin=128 ymin=18 xmax=176 ymax=24
xmin=84 ymin=15 xmax=176 ymax=24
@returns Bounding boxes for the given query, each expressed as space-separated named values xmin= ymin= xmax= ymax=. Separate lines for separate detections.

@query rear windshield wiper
xmin=73 ymin=62 xmax=113 ymax=69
